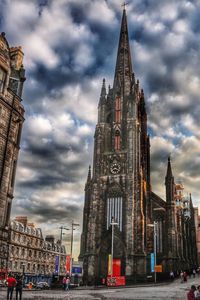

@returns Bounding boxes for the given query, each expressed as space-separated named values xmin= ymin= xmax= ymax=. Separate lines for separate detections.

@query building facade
xmin=0 ymin=32 xmax=26 ymax=275
xmin=7 ymin=217 xmax=66 ymax=281
xmin=79 ymin=9 xmax=198 ymax=284
xmin=194 ymin=208 xmax=200 ymax=265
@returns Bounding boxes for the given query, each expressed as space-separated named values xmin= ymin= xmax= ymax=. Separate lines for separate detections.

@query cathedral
xmin=79 ymin=9 xmax=198 ymax=284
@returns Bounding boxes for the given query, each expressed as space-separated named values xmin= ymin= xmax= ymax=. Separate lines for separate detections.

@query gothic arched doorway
xmin=97 ymin=231 xmax=125 ymax=281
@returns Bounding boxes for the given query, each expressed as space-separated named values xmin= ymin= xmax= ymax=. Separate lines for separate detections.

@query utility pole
xmin=70 ymin=221 xmax=79 ymax=276
xmin=110 ymin=217 xmax=118 ymax=277
xmin=58 ymin=226 xmax=69 ymax=276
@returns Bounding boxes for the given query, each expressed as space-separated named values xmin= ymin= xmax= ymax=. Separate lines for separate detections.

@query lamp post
xmin=147 ymin=221 xmax=157 ymax=283
xmin=70 ymin=221 xmax=79 ymax=277
xmin=110 ymin=217 xmax=118 ymax=277
xmin=58 ymin=226 xmax=69 ymax=276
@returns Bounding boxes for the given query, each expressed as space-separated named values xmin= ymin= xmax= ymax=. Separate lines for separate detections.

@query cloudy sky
xmin=1 ymin=0 xmax=200 ymax=258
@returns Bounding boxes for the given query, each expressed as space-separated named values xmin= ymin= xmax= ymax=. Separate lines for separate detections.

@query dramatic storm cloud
xmin=1 ymin=0 xmax=200 ymax=256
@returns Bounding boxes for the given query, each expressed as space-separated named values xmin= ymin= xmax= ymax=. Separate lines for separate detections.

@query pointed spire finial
xmin=166 ymin=155 xmax=173 ymax=179
xmin=100 ymin=78 xmax=106 ymax=97
xmin=113 ymin=6 xmax=132 ymax=96
xmin=121 ymin=2 xmax=128 ymax=11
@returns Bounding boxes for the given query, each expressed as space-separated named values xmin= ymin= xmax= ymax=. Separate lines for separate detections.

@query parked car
xmin=36 ymin=281 xmax=50 ymax=289
xmin=26 ymin=282 xmax=35 ymax=289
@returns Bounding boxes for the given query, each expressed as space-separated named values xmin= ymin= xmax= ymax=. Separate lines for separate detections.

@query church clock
xmin=110 ymin=162 xmax=121 ymax=174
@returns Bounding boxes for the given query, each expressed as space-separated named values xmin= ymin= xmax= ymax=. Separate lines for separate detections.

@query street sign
xmin=154 ymin=265 xmax=162 ymax=272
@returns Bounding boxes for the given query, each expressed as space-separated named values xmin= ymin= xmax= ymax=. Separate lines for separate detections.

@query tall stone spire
xmin=166 ymin=156 xmax=173 ymax=179
xmin=113 ymin=8 xmax=133 ymax=96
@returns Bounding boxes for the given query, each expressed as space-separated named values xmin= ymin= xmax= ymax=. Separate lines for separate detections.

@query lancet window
xmin=107 ymin=196 xmax=123 ymax=231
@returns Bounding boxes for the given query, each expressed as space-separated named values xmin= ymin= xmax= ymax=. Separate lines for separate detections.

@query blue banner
xmin=55 ymin=255 xmax=59 ymax=273
xmin=151 ymin=253 xmax=154 ymax=272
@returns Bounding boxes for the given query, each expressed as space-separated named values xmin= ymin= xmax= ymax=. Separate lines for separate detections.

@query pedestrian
xmin=16 ymin=275 xmax=23 ymax=300
xmin=192 ymin=269 xmax=196 ymax=278
xmin=6 ymin=273 xmax=16 ymax=300
xmin=180 ymin=271 xmax=184 ymax=283
xmin=183 ymin=271 xmax=187 ymax=282
xmin=195 ymin=285 xmax=200 ymax=300
xmin=66 ymin=277 xmax=70 ymax=291
xmin=187 ymin=285 xmax=196 ymax=300
xmin=62 ymin=276 xmax=66 ymax=290
xmin=169 ymin=271 xmax=174 ymax=281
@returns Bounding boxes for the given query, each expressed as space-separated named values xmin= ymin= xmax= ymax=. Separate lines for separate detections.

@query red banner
xmin=65 ymin=255 xmax=71 ymax=274
xmin=113 ymin=259 xmax=121 ymax=276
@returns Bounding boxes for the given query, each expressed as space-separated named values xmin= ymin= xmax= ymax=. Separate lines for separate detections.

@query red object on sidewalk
xmin=107 ymin=276 xmax=125 ymax=286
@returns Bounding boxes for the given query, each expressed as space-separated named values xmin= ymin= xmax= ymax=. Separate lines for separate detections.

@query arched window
xmin=106 ymin=186 xmax=123 ymax=231
xmin=115 ymin=96 xmax=121 ymax=123
xmin=115 ymin=130 xmax=120 ymax=150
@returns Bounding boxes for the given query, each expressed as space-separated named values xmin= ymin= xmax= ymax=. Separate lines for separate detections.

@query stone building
xmin=194 ymin=208 xmax=200 ymax=265
xmin=79 ymin=9 xmax=198 ymax=284
xmin=7 ymin=217 xmax=66 ymax=281
xmin=0 ymin=32 xmax=26 ymax=274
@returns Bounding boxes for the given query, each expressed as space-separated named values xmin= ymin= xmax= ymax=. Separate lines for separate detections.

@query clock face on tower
xmin=110 ymin=162 xmax=121 ymax=174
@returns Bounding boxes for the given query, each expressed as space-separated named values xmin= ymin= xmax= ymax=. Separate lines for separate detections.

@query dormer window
xmin=0 ymin=67 xmax=6 ymax=93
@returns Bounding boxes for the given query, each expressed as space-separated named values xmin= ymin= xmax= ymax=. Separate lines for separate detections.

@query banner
xmin=150 ymin=252 xmax=154 ymax=272
xmin=55 ymin=255 xmax=59 ymax=273
xmin=66 ymin=255 xmax=71 ymax=274
xmin=108 ymin=254 xmax=112 ymax=275
xmin=113 ymin=259 xmax=121 ymax=276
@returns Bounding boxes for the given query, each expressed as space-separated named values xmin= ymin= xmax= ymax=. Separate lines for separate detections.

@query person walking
xmin=192 ymin=269 xmax=196 ymax=278
xmin=62 ymin=276 xmax=66 ymax=290
xmin=6 ymin=273 xmax=16 ymax=300
xmin=180 ymin=271 xmax=184 ymax=283
xmin=66 ymin=277 xmax=70 ymax=291
xmin=183 ymin=271 xmax=188 ymax=282
xmin=195 ymin=285 xmax=200 ymax=300
xmin=187 ymin=285 xmax=196 ymax=300
xmin=16 ymin=275 xmax=23 ymax=300
xmin=169 ymin=271 xmax=174 ymax=281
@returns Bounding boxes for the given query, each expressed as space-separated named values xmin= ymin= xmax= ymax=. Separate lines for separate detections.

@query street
xmin=0 ymin=277 xmax=200 ymax=300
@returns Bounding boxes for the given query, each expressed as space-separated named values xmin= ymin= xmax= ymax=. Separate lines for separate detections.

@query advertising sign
xmin=107 ymin=276 xmax=125 ymax=286
xmin=72 ymin=267 xmax=82 ymax=274
xmin=155 ymin=265 xmax=162 ymax=272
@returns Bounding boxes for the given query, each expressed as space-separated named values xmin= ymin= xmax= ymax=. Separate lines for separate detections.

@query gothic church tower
xmin=80 ymin=9 xmax=151 ymax=284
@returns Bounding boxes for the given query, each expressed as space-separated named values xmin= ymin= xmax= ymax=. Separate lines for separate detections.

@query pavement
xmin=0 ymin=276 xmax=200 ymax=299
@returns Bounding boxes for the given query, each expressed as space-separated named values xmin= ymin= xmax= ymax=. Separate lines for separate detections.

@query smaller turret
xmin=87 ymin=165 xmax=91 ymax=183
xmin=165 ymin=157 xmax=175 ymax=203
xmin=98 ymin=78 xmax=107 ymax=123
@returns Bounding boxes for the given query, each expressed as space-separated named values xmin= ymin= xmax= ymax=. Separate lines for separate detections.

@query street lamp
xmin=70 ymin=221 xmax=79 ymax=276
xmin=58 ymin=226 xmax=69 ymax=276
xmin=148 ymin=207 xmax=166 ymax=283
xmin=147 ymin=221 xmax=157 ymax=283
xmin=110 ymin=217 xmax=118 ymax=277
